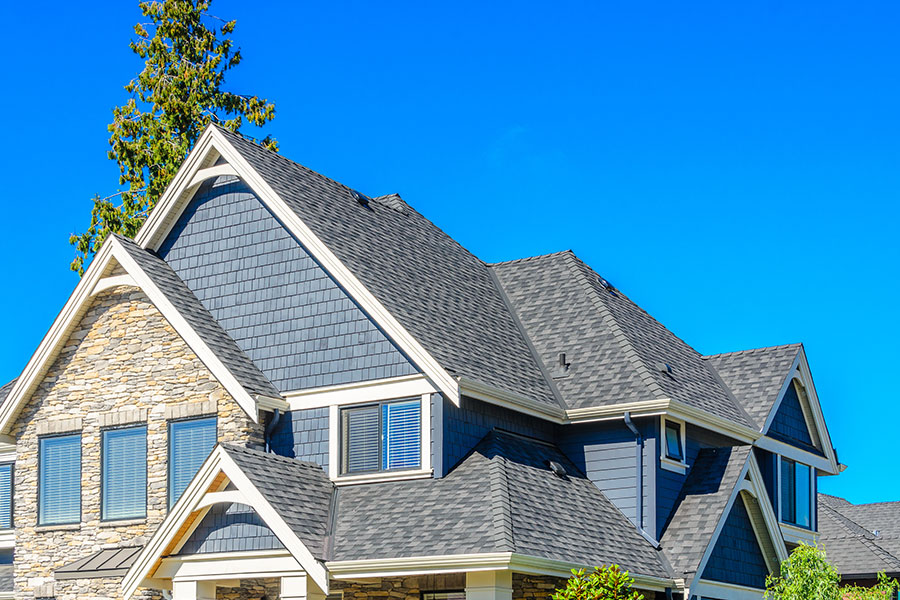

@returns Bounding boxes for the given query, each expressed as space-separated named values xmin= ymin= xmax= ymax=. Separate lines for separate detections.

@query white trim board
xmin=693 ymin=579 xmax=765 ymax=600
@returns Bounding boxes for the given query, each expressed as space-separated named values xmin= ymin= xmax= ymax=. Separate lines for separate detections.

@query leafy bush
xmin=552 ymin=566 xmax=643 ymax=600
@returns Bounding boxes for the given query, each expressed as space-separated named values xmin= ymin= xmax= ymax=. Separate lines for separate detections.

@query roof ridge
xmin=486 ymin=435 xmax=515 ymax=552
xmin=488 ymin=249 xmax=574 ymax=267
xmin=702 ymin=343 xmax=803 ymax=360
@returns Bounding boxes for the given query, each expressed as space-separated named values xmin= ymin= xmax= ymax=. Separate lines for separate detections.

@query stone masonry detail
xmin=12 ymin=286 xmax=265 ymax=600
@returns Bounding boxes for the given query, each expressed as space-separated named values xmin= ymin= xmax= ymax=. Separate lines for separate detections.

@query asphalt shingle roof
xmin=658 ymin=445 xmax=751 ymax=584
xmin=704 ymin=344 xmax=802 ymax=430
xmin=818 ymin=494 xmax=900 ymax=578
xmin=114 ymin=235 xmax=281 ymax=400
xmin=0 ymin=378 xmax=17 ymax=409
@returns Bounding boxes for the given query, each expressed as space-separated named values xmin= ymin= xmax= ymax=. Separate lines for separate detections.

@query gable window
xmin=341 ymin=399 xmax=421 ymax=475
xmin=169 ymin=417 xmax=217 ymax=508
xmin=102 ymin=425 xmax=147 ymax=521
xmin=0 ymin=463 xmax=11 ymax=529
xmin=664 ymin=420 xmax=684 ymax=461
xmin=780 ymin=457 xmax=812 ymax=529
xmin=39 ymin=434 xmax=81 ymax=525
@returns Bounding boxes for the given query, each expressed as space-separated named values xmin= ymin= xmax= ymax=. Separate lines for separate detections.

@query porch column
xmin=172 ymin=580 xmax=217 ymax=600
xmin=466 ymin=571 xmax=513 ymax=600
xmin=282 ymin=575 xmax=327 ymax=600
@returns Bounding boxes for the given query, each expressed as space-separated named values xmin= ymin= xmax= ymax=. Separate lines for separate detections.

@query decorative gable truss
xmin=122 ymin=444 xmax=331 ymax=599
xmin=755 ymin=348 xmax=840 ymax=475
xmin=0 ymin=234 xmax=286 ymax=436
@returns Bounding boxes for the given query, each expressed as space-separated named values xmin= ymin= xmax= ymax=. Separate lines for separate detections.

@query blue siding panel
xmin=179 ymin=502 xmax=284 ymax=554
xmin=158 ymin=176 xmax=417 ymax=392
xmin=270 ymin=408 xmax=330 ymax=471
xmin=768 ymin=383 xmax=815 ymax=450
xmin=702 ymin=496 xmax=769 ymax=588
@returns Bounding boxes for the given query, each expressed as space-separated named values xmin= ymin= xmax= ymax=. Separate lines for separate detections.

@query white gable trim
xmin=690 ymin=452 xmax=788 ymax=598
xmin=122 ymin=445 xmax=329 ymax=599
xmin=134 ymin=125 xmax=460 ymax=405
xmin=693 ymin=580 xmax=764 ymax=600
xmin=0 ymin=236 xmax=275 ymax=434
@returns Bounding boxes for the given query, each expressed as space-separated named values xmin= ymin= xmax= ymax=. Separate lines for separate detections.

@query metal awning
xmin=55 ymin=546 xmax=143 ymax=580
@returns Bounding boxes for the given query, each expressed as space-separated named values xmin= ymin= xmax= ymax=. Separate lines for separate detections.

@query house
xmin=818 ymin=494 xmax=900 ymax=587
xmin=0 ymin=124 xmax=844 ymax=600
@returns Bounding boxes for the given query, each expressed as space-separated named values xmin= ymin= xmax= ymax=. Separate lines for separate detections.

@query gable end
xmin=701 ymin=494 xmax=769 ymax=589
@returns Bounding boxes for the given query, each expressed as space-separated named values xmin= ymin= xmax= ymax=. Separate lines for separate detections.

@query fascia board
xmin=754 ymin=436 xmax=836 ymax=474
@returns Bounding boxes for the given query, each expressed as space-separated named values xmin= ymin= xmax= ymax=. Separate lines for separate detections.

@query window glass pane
xmin=781 ymin=457 xmax=796 ymax=524
xmin=169 ymin=418 xmax=217 ymax=507
xmin=382 ymin=401 xmax=421 ymax=471
xmin=103 ymin=426 xmax=147 ymax=520
xmin=39 ymin=435 xmax=81 ymax=525
xmin=795 ymin=462 xmax=811 ymax=528
xmin=0 ymin=464 xmax=11 ymax=529
xmin=342 ymin=406 xmax=380 ymax=474
xmin=665 ymin=422 xmax=683 ymax=460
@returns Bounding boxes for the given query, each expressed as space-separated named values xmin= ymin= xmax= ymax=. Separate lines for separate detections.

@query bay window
xmin=102 ymin=425 xmax=147 ymax=521
xmin=39 ymin=434 xmax=81 ymax=525
xmin=341 ymin=399 xmax=421 ymax=475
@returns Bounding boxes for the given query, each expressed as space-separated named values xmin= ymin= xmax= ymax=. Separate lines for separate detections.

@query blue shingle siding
xmin=701 ymin=496 xmax=769 ymax=588
xmin=443 ymin=397 xmax=554 ymax=473
xmin=558 ymin=419 xmax=653 ymax=532
xmin=768 ymin=382 xmax=815 ymax=449
xmin=158 ymin=176 xmax=418 ymax=392
xmin=178 ymin=502 xmax=284 ymax=554
xmin=269 ymin=408 xmax=330 ymax=470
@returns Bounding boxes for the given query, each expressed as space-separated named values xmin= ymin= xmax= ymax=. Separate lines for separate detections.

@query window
xmin=0 ymin=463 xmax=11 ymax=529
xmin=39 ymin=434 xmax=81 ymax=525
xmin=664 ymin=420 xmax=684 ymax=461
xmin=102 ymin=426 xmax=147 ymax=521
xmin=781 ymin=456 xmax=812 ymax=528
xmin=341 ymin=399 xmax=422 ymax=475
xmin=169 ymin=417 xmax=217 ymax=507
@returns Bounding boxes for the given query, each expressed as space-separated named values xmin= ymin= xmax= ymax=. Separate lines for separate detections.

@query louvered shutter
xmin=382 ymin=400 xmax=421 ymax=471
xmin=342 ymin=406 xmax=380 ymax=474
xmin=39 ymin=435 xmax=81 ymax=525
xmin=169 ymin=418 xmax=217 ymax=507
xmin=102 ymin=426 xmax=147 ymax=520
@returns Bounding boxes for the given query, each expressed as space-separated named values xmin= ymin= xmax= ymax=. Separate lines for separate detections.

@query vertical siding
xmin=768 ymin=383 xmax=814 ymax=448
xmin=269 ymin=408 xmax=330 ymax=471
xmin=701 ymin=496 xmax=769 ymax=588
xmin=557 ymin=418 xmax=652 ymax=531
xmin=443 ymin=397 xmax=554 ymax=472
xmin=158 ymin=176 xmax=418 ymax=392
xmin=178 ymin=502 xmax=284 ymax=554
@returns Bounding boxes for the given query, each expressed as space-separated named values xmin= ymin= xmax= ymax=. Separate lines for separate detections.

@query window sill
xmin=334 ymin=468 xmax=432 ymax=486
xmin=98 ymin=517 xmax=146 ymax=528
xmin=36 ymin=523 xmax=81 ymax=532
xmin=660 ymin=456 xmax=688 ymax=474
xmin=780 ymin=521 xmax=818 ymax=545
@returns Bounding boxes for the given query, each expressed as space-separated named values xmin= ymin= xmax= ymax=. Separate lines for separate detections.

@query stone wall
xmin=333 ymin=574 xmax=466 ymax=600
xmin=12 ymin=286 xmax=265 ymax=599
xmin=512 ymin=574 xmax=566 ymax=600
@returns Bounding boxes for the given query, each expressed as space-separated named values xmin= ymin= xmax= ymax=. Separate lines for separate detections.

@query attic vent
xmin=552 ymin=352 xmax=570 ymax=378
xmin=657 ymin=362 xmax=673 ymax=374
xmin=874 ymin=529 xmax=882 ymax=537
xmin=548 ymin=461 xmax=567 ymax=478
xmin=350 ymin=190 xmax=371 ymax=207
xmin=598 ymin=276 xmax=617 ymax=296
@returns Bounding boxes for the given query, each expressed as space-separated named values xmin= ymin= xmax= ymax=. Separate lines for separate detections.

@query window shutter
xmin=382 ymin=400 xmax=421 ymax=471
xmin=343 ymin=406 xmax=380 ymax=474
xmin=39 ymin=435 xmax=81 ymax=525
xmin=102 ymin=426 xmax=147 ymax=520
xmin=169 ymin=418 xmax=217 ymax=507
xmin=0 ymin=464 xmax=11 ymax=529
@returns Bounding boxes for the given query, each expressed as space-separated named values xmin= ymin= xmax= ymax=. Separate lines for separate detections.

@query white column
xmin=172 ymin=580 xmax=217 ymax=600
xmin=466 ymin=571 xmax=513 ymax=600
xmin=282 ymin=575 xmax=327 ymax=600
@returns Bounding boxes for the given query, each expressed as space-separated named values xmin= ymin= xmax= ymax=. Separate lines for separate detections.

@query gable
xmin=701 ymin=495 xmax=769 ymax=589
xmin=178 ymin=502 xmax=284 ymax=555
xmin=768 ymin=380 xmax=816 ymax=450
xmin=158 ymin=175 xmax=418 ymax=392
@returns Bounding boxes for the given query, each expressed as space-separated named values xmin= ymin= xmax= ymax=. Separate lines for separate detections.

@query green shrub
xmin=552 ymin=566 xmax=643 ymax=600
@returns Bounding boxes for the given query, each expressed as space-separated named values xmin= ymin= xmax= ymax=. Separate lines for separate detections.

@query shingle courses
xmin=817 ymin=494 xmax=900 ymax=577
xmin=0 ymin=378 xmax=17 ymax=409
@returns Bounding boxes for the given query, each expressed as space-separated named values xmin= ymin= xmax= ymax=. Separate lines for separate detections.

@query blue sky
xmin=1 ymin=1 xmax=897 ymax=502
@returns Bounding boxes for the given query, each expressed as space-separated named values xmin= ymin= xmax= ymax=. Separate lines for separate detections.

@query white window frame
xmin=660 ymin=415 xmax=688 ymax=474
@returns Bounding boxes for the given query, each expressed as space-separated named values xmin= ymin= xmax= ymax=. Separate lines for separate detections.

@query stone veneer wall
xmin=11 ymin=287 xmax=265 ymax=600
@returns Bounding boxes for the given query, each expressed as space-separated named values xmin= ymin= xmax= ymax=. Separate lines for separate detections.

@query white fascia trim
xmin=326 ymin=553 xmax=672 ymax=592
xmin=136 ymin=125 xmax=459 ymax=405
xmin=693 ymin=579 xmax=765 ymax=600
xmin=566 ymin=399 xmax=671 ymax=423
xmin=754 ymin=436 xmax=835 ymax=473
xmin=91 ymin=274 xmax=138 ymax=296
xmin=333 ymin=469 xmax=433 ymax=486
xmin=158 ymin=550 xmax=305 ymax=582
xmin=460 ymin=377 xmax=566 ymax=423
xmin=286 ymin=375 xmax=437 ymax=410
xmin=667 ymin=400 xmax=760 ymax=444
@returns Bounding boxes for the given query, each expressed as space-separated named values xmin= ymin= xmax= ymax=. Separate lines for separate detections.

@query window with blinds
xmin=169 ymin=417 xmax=217 ymax=508
xmin=102 ymin=426 xmax=147 ymax=521
xmin=341 ymin=399 xmax=421 ymax=475
xmin=39 ymin=434 xmax=81 ymax=525
xmin=0 ymin=463 xmax=11 ymax=529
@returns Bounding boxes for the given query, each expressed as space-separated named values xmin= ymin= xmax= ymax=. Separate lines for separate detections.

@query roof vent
xmin=874 ymin=529 xmax=881 ymax=537
xmin=548 ymin=461 xmax=567 ymax=478
xmin=598 ymin=276 xmax=618 ymax=296
xmin=657 ymin=362 xmax=673 ymax=374
xmin=552 ymin=352 xmax=570 ymax=378
xmin=350 ymin=190 xmax=371 ymax=207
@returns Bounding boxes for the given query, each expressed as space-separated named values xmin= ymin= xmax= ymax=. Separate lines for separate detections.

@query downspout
xmin=624 ymin=412 xmax=658 ymax=546
xmin=264 ymin=408 xmax=282 ymax=453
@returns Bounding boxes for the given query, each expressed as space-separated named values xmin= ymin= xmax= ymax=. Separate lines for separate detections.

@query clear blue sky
xmin=1 ymin=1 xmax=897 ymax=502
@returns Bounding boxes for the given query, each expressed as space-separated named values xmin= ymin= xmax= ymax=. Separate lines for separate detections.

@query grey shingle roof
xmin=492 ymin=252 xmax=754 ymax=427
xmin=114 ymin=235 xmax=281 ymax=400
xmin=222 ymin=444 xmax=334 ymax=560
xmin=0 ymin=378 xmax=17 ymax=409
xmin=658 ymin=445 xmax=751 ymax=584
xmin=217 ymin=128 xmax=558 ymax=408
xmin=817 ymin=494 xmax=900 ymax=578
xmin=703 ymin=344 xmax=802 ymax=430
xmin=55 ymin=546 xmax=143 ymax=580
